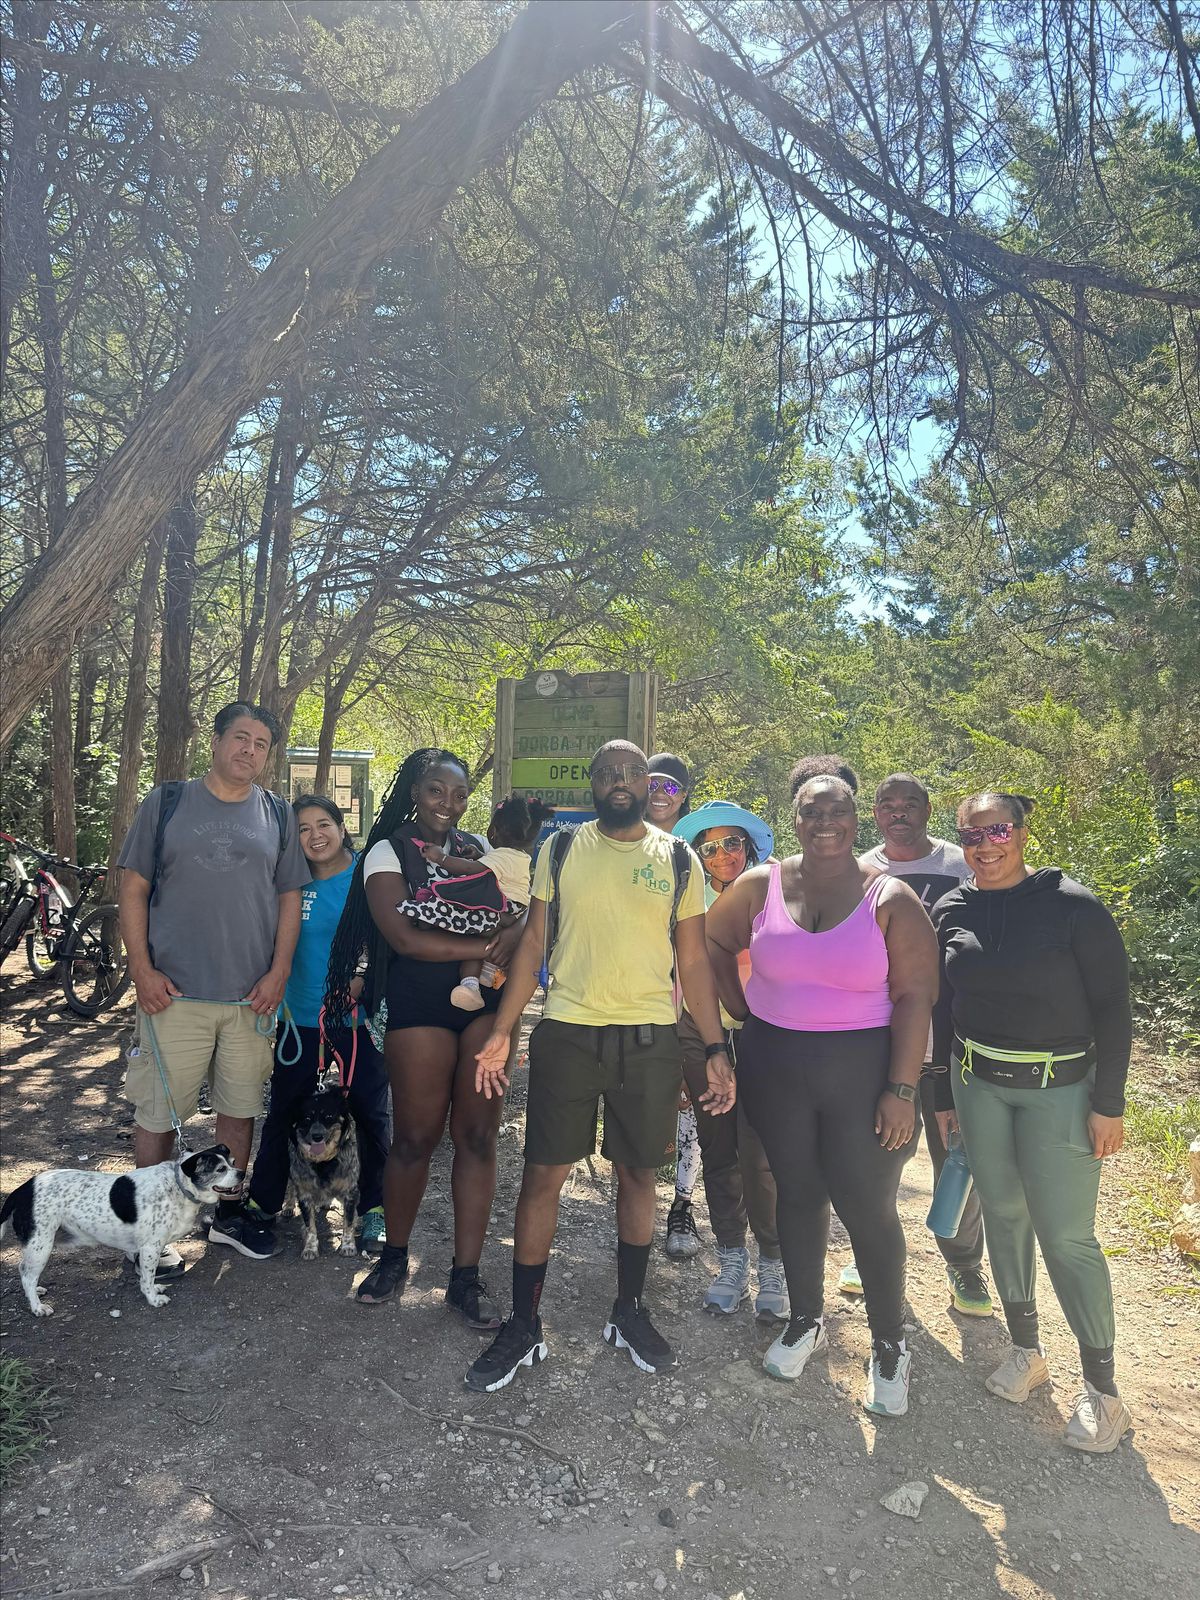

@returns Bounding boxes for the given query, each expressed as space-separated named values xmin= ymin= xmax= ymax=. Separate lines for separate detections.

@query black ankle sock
xmin=379 ymin=1242 xmax=408 ymax=1268
xmin=1080 ymin=1343 xmax=1118 ymax=1396
xmin=1004 ymin=1300 xmax=1040 ymax=1349
xmin=215 ymin=1199 xmax=241 ymax=1221
xmin=512 ymin=1259 xmax=548 ymax=1324
xmin=616 ymin=1239 xmax=651 ymax=1309
xmin=450 ymin=1259 xmax=479 ymax=1282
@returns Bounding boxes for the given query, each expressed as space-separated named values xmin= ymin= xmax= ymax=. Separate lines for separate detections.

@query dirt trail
xmin=2 ymin=970 xmax=1197 ymax=1600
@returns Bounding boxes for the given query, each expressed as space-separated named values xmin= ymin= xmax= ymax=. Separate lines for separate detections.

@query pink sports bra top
xmin=744 ymin=864 xmax=893 ymax=1032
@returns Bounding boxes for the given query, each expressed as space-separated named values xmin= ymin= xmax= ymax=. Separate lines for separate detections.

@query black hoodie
xmin=930 ymin=869 xmax=1132 ymax=1117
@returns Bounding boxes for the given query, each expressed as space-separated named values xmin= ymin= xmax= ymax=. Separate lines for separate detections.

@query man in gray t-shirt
xmin=118 ymin=702 xmax=309 ymax=1266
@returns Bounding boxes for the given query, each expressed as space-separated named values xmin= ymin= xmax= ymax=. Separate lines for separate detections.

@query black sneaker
xmin=446 ymin=1266 xmax=502 ymax=1331
xmin=207 ymin=1207 xmax=278 ymax=1260
xmin=664 ymin=1195 xmax=700 ymax=1260
xmin=603 ymin=1298 xmax=678 ymax=1374
xmin=465 ymin=1316 xmax=548 ymax=1393
xmin=947 ymin=1266 xmax=994 ymax=1318
xmin=355 ymin=1246 xmax=409 ymax=1304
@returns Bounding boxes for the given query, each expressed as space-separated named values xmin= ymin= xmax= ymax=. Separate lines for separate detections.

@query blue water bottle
xmin=927 ymin=1133 xmax=974 ymax=1238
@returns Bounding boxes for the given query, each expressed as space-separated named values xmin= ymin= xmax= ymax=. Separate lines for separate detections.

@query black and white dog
xmin=0 ymin=1145 xmax=242 ymax=1315
xmin=288 ymin=1088 xmax=360 ymax=1259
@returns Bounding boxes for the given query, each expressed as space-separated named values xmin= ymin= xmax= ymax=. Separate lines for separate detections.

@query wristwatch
xmin=887 ymin=1081 xmax=917 ymax=1103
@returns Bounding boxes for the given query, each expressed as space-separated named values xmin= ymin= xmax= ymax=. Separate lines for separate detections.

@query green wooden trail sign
xmin=493 ymin=671 xmax=656 ymax=817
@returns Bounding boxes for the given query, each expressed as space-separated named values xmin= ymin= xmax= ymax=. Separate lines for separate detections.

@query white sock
xmin=461 ymin=976 xmax=481 ymax=993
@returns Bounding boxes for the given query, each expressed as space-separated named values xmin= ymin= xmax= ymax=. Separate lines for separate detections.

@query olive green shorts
xmin=524 ymin=1019 xmax=682 ymax=1170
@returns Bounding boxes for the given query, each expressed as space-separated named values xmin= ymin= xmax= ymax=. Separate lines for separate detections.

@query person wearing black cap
xmin=645 ymin=754 xmax=705 ymax=1261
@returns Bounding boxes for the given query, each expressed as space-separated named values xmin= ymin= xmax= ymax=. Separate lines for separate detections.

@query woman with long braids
xmin=325 ymin=749 xmax=519 ymax=1318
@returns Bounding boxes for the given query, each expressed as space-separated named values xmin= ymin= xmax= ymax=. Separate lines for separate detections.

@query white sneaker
xmin=1064 ymin=1384 xmax=1132 ymax=1453
xmin=985 ymin=1343 xmax=1051 ymax=1403
xmin=763 ymin=1314 xmax=826 ymax=1380
xmin=863 ymin=1339 xmax=911 ymax=1417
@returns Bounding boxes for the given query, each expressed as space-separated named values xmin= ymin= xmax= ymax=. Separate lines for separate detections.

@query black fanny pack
xmin=952 ymin=1036 xmax=1095 ymax=1091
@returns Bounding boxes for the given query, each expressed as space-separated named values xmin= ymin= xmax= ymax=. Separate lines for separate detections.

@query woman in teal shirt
xmin=242 ymin=796 xmax=390 ymax=1256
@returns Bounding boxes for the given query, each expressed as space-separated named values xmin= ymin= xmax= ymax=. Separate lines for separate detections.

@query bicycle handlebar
xmin=1 ymin=832 xmax=107 ymax=879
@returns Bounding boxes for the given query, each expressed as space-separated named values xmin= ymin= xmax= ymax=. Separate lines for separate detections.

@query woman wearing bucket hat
xmin=672 ymin=800 xmax=788 ymax=1323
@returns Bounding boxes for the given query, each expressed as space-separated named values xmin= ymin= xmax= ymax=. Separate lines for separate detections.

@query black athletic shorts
xmin=524 ymin=1019 xmax=681 ymax=1169
xmin=384 ymin=952 xmax=501 ymax=1035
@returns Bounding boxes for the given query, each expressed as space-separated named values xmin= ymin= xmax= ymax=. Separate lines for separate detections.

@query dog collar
xmin=171 ymin=1164 xmax=198 ymax=1202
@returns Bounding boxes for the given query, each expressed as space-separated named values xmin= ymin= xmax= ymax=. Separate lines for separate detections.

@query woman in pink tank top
xmin=705 ymin=775 xmax=938 ymax=1419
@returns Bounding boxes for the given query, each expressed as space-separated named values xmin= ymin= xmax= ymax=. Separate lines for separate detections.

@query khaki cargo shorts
xmin=127 ymin=1000 xmax=274 ymax=1132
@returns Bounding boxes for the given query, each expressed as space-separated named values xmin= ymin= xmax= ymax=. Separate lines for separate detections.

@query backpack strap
xmin=258 ymin=787 xmax=289 ymax=860
xmin=537 ymin=826 xmax=577 ymax=989
xmin=668 ymin=837 xmax=694 ymax=937
xmin=149 ymin=781 xmax=184 ymax=905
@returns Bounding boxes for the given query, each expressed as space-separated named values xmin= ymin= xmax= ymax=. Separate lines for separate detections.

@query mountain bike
xmin=1 ymin=833 xmax=131 ymax=1017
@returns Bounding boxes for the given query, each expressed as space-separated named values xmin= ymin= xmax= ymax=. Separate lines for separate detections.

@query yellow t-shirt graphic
xmin=532 ymin=823 xmax=705 ymax=1027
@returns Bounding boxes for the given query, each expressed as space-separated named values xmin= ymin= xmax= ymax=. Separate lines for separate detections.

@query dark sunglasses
xmin=957 ymin=822 xmax=1018 ymax=847
xmin=696 ymin=834 xmax=748 ymax=860
xmin=648 ymin=776 xmax=683 ymax=798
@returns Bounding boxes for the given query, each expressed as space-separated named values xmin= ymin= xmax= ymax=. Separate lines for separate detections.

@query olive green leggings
xmin=954 ymin=1068 xmax=1115 ymax=1350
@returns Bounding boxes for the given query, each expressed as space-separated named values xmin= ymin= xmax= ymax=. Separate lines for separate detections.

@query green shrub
xmin=0 ymin=1358 xmax=57 ymax=1484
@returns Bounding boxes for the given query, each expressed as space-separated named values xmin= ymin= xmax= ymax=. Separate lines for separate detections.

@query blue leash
xmin=129 ymin=998 xmax=278 ymax=1157
xmin=275 ymin=1004 xmax=303 ymax=1065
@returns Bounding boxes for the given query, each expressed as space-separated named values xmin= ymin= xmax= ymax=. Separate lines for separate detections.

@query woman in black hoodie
xmin=931 ymin=792 xmax=1133 ymax=1455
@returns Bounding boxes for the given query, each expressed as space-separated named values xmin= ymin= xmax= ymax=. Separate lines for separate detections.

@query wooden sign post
xmin=492 ymin=671 xmax=656 ymax=831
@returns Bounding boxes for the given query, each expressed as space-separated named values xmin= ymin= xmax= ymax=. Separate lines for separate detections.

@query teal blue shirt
xmin=283 ymin=855 xmax=355 ymax=1028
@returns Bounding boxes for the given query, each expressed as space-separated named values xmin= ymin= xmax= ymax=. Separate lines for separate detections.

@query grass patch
xmin=1120 ymin=1085 xmax=1200 ymax=1252
xmin=0 ymin=1357 xmax=57 ymax=1484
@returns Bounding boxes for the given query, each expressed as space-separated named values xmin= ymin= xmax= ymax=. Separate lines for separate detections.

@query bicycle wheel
xmin=62 ymin=903 xmax=131 ymax=1017
xmin=0 ymin=894 xmax=37 ymax=961
xmin=25 ymin=927 xmax=60 ymax=978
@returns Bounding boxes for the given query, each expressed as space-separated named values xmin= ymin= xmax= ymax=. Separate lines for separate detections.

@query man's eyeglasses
xmin=648 ymin=776 xmax=683 ymax=798
xmin=696 ymin=834 xmax=748 ymax=860
xmin=591 ymin=762 xmax=648 ymax=787
xmin=957 ymin=822 xmax=1017 ymax=847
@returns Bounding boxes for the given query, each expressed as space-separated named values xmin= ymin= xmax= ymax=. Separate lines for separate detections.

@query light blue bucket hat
xmin=673 ymin=800 xmax=774 ymax=861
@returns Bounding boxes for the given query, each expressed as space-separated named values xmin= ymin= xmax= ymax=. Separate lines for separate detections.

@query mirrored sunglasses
xmin=591 ymin=763 xmax=649 ymax=787
xmin=648 ymin=776 xmax=683 ymax=797
xmin=696 ymin=834 xmax=748 ymax=860
xmin=957 ymin=822 xmax=1017 ymax=847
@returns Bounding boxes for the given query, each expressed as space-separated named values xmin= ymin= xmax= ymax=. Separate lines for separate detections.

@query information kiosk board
xmin=284 ymin=748 xmax=374 ymax=842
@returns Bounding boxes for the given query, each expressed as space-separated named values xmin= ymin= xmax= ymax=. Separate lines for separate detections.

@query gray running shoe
xmin=703 ymin=1244 xmax=750 ymax=1314
xmin=754 ymin=1254 xmax=790 ymax=1322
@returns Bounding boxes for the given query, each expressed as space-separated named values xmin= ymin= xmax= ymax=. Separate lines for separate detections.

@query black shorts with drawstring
xmin=524 ymin=1019 xmax=681 ymax=1169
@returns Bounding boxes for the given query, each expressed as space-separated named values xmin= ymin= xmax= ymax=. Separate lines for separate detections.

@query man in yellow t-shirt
xmin=466 ymin=741 xmax=735 ymax=1392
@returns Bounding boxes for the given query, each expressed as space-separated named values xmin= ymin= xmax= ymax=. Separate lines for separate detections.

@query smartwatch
xmin=704 ymin=1042 xmax=730 ymax=1060
xmin=887 ymin=1081 xmax=917 ymax=1103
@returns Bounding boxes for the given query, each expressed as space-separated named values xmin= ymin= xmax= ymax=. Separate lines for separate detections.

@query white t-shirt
xmin=362 ymin=839 xmax=404 ymax=882
xmin=859 ymin=837 xmax=973 ymax=1062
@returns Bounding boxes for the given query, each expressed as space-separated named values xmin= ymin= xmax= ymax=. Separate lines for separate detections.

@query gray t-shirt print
xmin=118 ymin=779 xmax=310 ymax=1002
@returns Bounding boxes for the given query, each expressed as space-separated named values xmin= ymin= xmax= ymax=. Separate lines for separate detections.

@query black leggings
xmin=736 ymin=1019 xmax=913 ymax=1343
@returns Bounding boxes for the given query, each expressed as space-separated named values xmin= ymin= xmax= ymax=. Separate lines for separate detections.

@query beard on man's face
xmin=594 ymin=789 xmax=647 ymax=828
